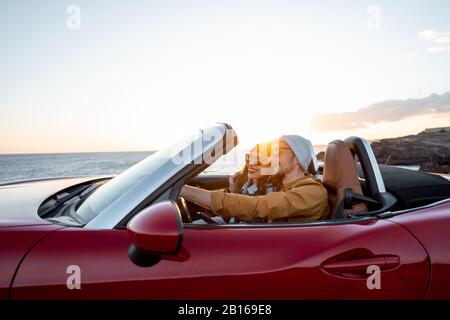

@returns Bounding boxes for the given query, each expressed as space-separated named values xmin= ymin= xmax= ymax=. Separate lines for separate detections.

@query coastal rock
xmin=370 ymin=127 xmax=450 ymax=173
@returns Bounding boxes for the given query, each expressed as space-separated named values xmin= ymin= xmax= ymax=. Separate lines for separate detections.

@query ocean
xmin=0 ymin=149 xmax=252 ymax=184
xmin=0 ymin=146 xmax=421 ymax=184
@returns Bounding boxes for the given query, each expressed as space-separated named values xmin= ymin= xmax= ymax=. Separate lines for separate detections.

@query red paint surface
xmin=0 ymin=225 xmax=62 ymax=299
xmin=390 ymin=202 xmax=450 ymax=299
xmin=9 ymin=218 xmax=429 ymax=299
xmin=3 ymin=176 xmax=450 ymax=300
xmin=128 ymin=201 xmax=181 ymax=254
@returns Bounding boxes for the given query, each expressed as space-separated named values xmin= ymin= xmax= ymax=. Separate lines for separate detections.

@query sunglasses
xmin=245 ymin=142 xmax=291 ymax=165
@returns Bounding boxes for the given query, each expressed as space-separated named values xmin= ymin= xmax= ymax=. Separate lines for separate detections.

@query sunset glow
xmin=1 ymin=1 xmax=450 ymax=153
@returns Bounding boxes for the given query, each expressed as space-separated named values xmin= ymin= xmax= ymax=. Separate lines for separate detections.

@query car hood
xmin=0 ymin=177 xmax=108 ymax=227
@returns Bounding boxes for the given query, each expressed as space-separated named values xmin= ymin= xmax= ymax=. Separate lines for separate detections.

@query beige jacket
xmin=211 ymin=174 xmax=329 ymax=223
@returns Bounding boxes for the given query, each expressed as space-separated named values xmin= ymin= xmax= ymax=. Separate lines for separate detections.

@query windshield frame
xmin=82 ymin=123 xmax=237 ymax=229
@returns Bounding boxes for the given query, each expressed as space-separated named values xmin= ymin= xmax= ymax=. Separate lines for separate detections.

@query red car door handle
xmin=322 ymin=256 xmax=400 ymax=274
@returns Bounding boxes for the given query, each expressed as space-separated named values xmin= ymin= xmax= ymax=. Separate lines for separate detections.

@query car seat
xmin=322 ymin=140 xmax=370 ymax=219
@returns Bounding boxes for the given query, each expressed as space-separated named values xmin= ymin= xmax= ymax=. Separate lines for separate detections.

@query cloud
xmin=311 ymin=91 xmax=450 ymax=131
xmin=418 ymin=29 xmax=450 ymax=44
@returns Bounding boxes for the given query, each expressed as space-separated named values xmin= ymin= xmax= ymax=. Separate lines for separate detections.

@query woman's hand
xmin=247 ymin=164 xmax=262 ymax=180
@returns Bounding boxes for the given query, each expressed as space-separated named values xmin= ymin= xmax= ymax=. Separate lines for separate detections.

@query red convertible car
xmin=1 ymin=123 xmax=450 ymax=300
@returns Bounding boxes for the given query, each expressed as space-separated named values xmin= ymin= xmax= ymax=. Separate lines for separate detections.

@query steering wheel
xmin=196 ymin=211 xmax=219 ymax=224
xmin=176 ymin=197 xmax=222 ymax=224
xmin=176 ymin=197 xmax=191 ymax=223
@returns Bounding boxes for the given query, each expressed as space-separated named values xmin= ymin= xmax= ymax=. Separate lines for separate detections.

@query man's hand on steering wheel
xmin=176 ymin=197 xmax=191 ymax=223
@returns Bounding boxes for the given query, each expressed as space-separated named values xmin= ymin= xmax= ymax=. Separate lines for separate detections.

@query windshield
xmin=78 ymin=123 xmax=232 ymax=229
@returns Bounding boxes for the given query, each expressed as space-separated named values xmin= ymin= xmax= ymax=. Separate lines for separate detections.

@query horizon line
xmin=0 ymin=145 xmax=329 ymax=156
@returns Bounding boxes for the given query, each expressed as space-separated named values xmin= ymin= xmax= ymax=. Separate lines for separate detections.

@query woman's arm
xmin=180 ymin=185 xmax=213 ymax=209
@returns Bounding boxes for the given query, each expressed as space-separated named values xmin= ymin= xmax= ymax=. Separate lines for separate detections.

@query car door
xmin=11 ymin=216 xmax=428 ymax=299
xmin=388 ymin=200 xmax=450 ymax=299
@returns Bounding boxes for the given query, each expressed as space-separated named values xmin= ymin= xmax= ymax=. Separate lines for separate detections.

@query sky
xmin=1 ymin=0 xmax=450 ymax=153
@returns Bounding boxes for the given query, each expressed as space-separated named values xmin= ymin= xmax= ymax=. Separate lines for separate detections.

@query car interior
xmin=180 ymin=136 xmax=450 ymax=225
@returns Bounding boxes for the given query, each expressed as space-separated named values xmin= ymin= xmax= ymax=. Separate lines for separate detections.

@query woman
xmin=192 ymin=142 xmax=281 ymax=224
xmin=229 ymin=142 xmax=282 ymax=196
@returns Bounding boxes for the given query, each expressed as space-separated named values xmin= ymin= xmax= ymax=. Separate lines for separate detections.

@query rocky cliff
xmin=370 ymin=127 xmax=450 ymax=173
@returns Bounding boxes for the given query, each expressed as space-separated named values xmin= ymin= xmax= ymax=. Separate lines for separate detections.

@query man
xmin=180 ymin=135 xmax=329 ymax=223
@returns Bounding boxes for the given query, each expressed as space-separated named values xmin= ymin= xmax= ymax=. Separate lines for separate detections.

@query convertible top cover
xmin=358 ymin=165 xmax=450 ymax=208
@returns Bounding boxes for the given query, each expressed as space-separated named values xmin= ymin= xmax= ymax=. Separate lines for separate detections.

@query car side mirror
xmin=127 ymin=201 xmax=183 ymax=267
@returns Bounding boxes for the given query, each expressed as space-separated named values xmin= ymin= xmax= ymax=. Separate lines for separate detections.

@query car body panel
xmin=0 ymin=224 xmax=63 ymax=300
xmin=389 ymin=201 xmax=450 ymax=299
xmin=11 ymin=218 xmax=428 ymax=299
xmin=0 ymin=177 xmax=106 ymax=227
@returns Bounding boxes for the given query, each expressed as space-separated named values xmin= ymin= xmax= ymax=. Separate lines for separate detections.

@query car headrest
xmin=323 ymin=140 xmax=368 ymax=215
xmin=344 ymin=136 xmax=386 ymax=198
